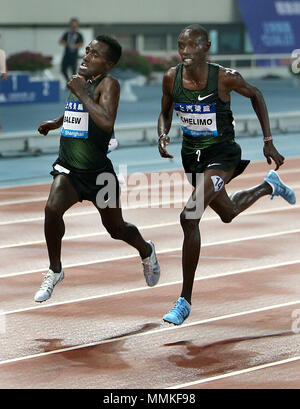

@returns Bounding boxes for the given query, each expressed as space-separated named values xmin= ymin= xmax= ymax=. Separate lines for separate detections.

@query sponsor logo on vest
xmin=61 ymin=99 xmax=89 ymax=139
xmin=174 ymin=102 xmax=218 ymax=137
xmin=198 ymin=93 xmax=214 ymax=101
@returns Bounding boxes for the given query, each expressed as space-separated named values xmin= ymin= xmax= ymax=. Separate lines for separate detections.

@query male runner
xmin=34 ymin=35 xmax=160 ymax=303
xmin=158 ymin=24 xmax=296 ymax=325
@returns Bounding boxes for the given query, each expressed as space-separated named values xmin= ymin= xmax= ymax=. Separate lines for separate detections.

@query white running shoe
xmin=142 ymin=241 xmax=160 ymax=287
xmin=34 ymin=269 xmax=64 ymax=303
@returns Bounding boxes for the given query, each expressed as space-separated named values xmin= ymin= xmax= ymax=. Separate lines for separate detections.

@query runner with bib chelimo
xmin=158 ymin=24 xmax=296 ymax=325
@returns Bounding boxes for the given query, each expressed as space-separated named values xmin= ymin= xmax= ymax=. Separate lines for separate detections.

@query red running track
xmin=0 ymin=157 xmax=299 ymax=389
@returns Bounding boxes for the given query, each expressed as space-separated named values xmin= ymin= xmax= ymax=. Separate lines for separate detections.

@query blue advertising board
xmin=238 ymin=0 xmax=300 ymax=53
xmin=0 ymin=74 xmax=60 ymax=104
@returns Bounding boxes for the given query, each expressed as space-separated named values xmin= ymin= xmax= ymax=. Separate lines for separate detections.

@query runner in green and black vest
xmin=158 ymin=24 xmax=296 ymax=325
xmin=34 ymin=35 xmax=160 ymax=304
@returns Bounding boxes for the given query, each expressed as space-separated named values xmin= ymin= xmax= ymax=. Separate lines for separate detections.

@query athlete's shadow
xmin=102 ymin=322 xmax=160 ymax=341
xmin=164 ymin=330 xmax=296 ymax=376
xmin=35 ymin=322 xmax=160 ymax=372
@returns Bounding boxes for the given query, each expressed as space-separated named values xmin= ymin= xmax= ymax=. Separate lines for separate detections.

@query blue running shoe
xmin=163 ymin=297 xmax=191 ymax=325
xmin=264 ymin=170 xmax=296 ymax=205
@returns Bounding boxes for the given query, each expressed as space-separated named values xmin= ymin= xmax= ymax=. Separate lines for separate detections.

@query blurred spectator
xmin=0 ymin=48 xmax=8 ymax=81
xmin=59 ymin=18 xmax=84 ymax=82
xmin=0 ymin=45 xmax=8 ymax=131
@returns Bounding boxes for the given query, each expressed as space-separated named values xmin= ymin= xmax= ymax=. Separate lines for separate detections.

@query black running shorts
xmin=181 ymin=139 xmax=250 ymax=187
xmin=50 ymin=160 xmax=120 ymax=206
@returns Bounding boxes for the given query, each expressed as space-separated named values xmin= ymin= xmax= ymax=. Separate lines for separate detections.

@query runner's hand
xmin=67 ymin=74 xmax=88 ymax=97
xmin=38 ymin=120 xmax=60 ymax=135
xmin=263 ymin=141 xmax=285 ymax=171
xmin=158 ymin=134 xmax=174 ymax=159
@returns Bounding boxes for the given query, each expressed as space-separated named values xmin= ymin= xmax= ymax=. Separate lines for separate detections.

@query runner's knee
xmin=108 ymin=226 xmax=122 ymax=240
xmin=44 ymin=200 xmax=65 ymax=219
xmin=220 ymin=211 xmax=235 ymax=223
xmin=219 ymin=205 xmax=238 ymax=223
xmin=180 ymin=209 xmax=200 ymax=231
xmin=105 ymin=222 xmax=128 ymax=240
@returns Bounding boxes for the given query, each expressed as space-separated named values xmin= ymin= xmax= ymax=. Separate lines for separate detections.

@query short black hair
xmin=70 ymin=18 xmax=79 ymax=24
xmin=96 ymin=35 xmax=122 ymax=65
xmin=181 ymin=24 xmax=209 ymax=42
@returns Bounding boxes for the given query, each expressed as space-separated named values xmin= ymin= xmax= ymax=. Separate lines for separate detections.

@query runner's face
xmin=178 ymin=30 xmax=210 ymax=67
xmin=78 ymin=40 xmax=113 ymax=79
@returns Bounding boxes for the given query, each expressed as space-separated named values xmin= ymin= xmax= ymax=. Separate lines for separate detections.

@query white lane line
xmin=0 ymin=197 xmax=48 ymax=207
xmin=0 ymin=220 xmax=178 ymax=249
xmin=233 ymin=167 xmax=300 ymax=180
xmin=1 ymin=201 xmax=300 ymax=249
xmin=168 ymin=355 xmax=300 ymax=389
xmin=0 ymin=166 xmax=299 ymax=207
xmin=1 ymin=299 xmax=300 ymax=366
xmin=0 ymin=199 xmax=299 ymax=227
xmin=0 ymin=196 xmax=186 ymax=225
xmin=3 ymin=259 xmax=300 ymax=315
xmin=1 ymin=227 xmax=300 ymax=279
xmin=0 ymin=175 xmax=192 ymax=206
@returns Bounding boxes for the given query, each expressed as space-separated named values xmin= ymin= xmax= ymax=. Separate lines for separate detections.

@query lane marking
xmin=0 ymin=200 xmax=299 ymax=227
xmin=1 ymin=299 xmax=300 ymax=366
xmin=0 ymin=196 xmax=48 ymax=207
xmin=168 ymin=355 xmax=300 ymax=389
xmin=0 ymin=202 xmax=300 ymax=249
xmin=1 ymin=227 xmax=300 ymax=279
xmin=0 ymin=166 xmax=299 ymax=207
xmin=3 ymin=259 xmax=300 ymax=315
xmin=0 ymin=220 xmax=178 ymax=249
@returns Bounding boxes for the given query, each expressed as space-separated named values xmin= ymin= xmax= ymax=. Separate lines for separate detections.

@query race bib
xmin=61 ymin=100 xmax=89 ymax=139
xmin=174 ymin=103 xmax=218 ymax=137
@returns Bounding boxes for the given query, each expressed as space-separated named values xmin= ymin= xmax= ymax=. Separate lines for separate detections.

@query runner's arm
xmin=67 ymin=75 xmax=120 ymax=134
xmin=221 ymin=69 xmax=284 ymax=170
xmin=38 ymin=115 xmax=64 ymax=135
xmin=158 ymin=69 xmax=175 ymax=158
